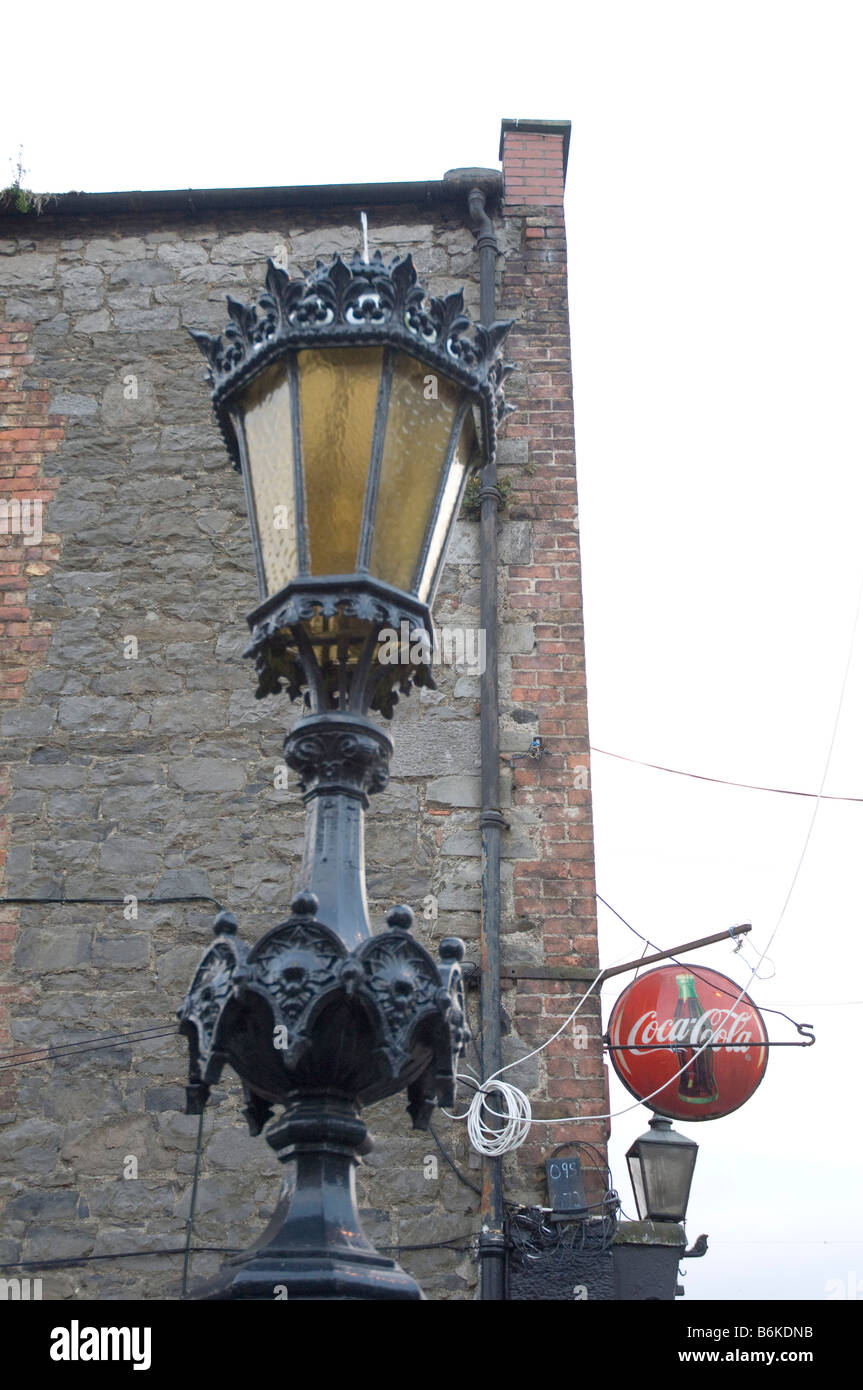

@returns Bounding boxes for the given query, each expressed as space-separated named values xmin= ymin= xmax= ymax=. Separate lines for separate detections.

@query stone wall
xmin=0 ymin=135 xmax=603 ymax=1300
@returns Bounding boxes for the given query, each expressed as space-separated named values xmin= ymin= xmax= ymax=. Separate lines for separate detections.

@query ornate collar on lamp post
xmin=177 ymin=249 xmax=514 ymax=1300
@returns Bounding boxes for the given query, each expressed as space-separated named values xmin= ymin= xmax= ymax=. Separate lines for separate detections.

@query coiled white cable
xmin=465 ymin=1079 xmax=532 ymax=1156
xmin=446 ymin=961 xmax=611 ymax=1155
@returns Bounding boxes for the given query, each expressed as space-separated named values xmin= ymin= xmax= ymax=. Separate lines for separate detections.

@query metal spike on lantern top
xmin=360 ymin=210 xmax=369 ymax=264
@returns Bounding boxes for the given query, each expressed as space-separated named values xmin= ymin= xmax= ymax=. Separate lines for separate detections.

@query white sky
xmin=6 ymin=0 xmax=862 ymax=1302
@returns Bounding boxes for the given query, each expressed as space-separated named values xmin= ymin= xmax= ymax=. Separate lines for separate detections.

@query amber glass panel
xmin=416 ymin=408 xmax=477 ymax=603
xmin=240 ymin=361 xmax=298 ymax=597
xmin=370 ymin=354 xmax=461 ymax=594
xmin=299 ymin=347 xmax=382 ymax=575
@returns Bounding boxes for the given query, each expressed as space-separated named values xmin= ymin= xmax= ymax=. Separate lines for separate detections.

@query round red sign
xmin=606 ymin=964 xmax=768 ymax=1121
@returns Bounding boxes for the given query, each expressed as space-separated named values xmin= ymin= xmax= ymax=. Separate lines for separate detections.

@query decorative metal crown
xmin=191 ymin=249 xmax=516 ymax=467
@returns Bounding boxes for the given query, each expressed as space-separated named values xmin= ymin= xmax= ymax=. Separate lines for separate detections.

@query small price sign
xmin=545 ymin=1155 xmax=586 ymax=1215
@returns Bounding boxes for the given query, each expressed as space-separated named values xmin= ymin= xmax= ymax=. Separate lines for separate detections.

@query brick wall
xmin=0 ymin=321 xmax=64 ymax=1116
xmin=499 ymin=123 xmax=607 ymax=1199
xmin=499 ymin=124 xmax=568 ymax=206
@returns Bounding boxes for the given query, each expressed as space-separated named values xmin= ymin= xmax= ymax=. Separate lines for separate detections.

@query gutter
xmin=468 ymin=185 xmax=508 ymax=1301
xmin=0 ymin=170 xmax=502 ymax=223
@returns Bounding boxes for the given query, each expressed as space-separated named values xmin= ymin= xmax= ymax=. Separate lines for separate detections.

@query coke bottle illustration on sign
xmin=673 ymin=973 xmax=718 ymax=1105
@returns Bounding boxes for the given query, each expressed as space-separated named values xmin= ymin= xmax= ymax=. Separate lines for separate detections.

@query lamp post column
xmin=179 ymin=247 xmax=514 ymax=1300
xmin=285 ymin=711 xmax=392 ymax=951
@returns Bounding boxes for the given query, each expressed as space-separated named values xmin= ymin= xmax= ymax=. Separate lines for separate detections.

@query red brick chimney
xmin=499 ymin=117 xmax=570 ymax=206
xmin=497 ymin=120 xmax=607 ymax=1177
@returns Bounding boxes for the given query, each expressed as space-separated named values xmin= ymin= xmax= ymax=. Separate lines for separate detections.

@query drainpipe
xmin=468 ymin=186 xmax=508 ymax=1300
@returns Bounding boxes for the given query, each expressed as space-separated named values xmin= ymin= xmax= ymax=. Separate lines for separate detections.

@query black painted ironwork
xmin=244 ymin=575 xmax=436 ymax=716
xmin=191 ymin=250 xmax=514 ymax=466
xmin=191 ymin=250 xmax=515 ymax=715
xmin=178 ymin=248 xmax=510 ymax=1299
xmin=179 ymin=896 xmax=469 ymax=1298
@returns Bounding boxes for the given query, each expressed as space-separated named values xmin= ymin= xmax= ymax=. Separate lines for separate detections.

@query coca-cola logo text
xmin=623 ymin=1007 xmax=757 ymax=1053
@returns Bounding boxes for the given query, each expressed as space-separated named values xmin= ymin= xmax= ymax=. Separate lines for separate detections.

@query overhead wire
xmin=427 ymin=1120 xmax=482 ymax=1199
xmin=181 ymin=1106 xmax=207 ymax=1298
xmin=595 ymin=896 xmax=807 ymax=1034
xmin=0 ymin=900 xmax=214 ymax=1066
xmin=0 ymin=1247 xmax=242 ymax=1272
xmin=520 ymin=561 xmax=863 ymax=1127
xmin=0 ymin=1025 xmax=179 ymax=1071
xmin=449 ymin=563 xmax=863 ymax=1144
xmin=590 ymin=747 xmax=863 ymax=803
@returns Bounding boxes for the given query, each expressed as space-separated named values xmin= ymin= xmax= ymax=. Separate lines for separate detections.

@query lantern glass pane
xmin=371 ymin=353 xmax=461 ymax=594
xmin=415 ymin=408 xmax=477 ymax=603
xmin=628 ymin=1138 xmax=694 ymax=1221
xmin=644 ymin=1145 xmax=691 ymax=1220
xmin=240 ymin=361 xmax=298 ymax=597
xmin=627 ymin=1154 xmax=648 ymax=1220
xmin=299 ymin=347 xmax=382 ymax=576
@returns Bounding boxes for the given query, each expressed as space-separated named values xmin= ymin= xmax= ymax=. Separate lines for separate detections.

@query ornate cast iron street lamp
xmin=178 ymin=249 xmax=514 ymax=1299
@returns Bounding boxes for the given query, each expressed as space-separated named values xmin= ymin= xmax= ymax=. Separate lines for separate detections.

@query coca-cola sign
xmin=606 ymin=964 xmax=768 ymax=1121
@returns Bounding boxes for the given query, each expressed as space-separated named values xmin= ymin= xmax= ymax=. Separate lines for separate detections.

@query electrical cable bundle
xmin=464 ymin=1079 xmax=532 ymax=1156
xmin=507 ymin=1200 xmax=618 ymax=1269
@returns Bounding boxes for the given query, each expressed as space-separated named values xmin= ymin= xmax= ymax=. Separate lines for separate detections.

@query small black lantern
xmin=626 ymin=1115 xmax=698 ymax=1223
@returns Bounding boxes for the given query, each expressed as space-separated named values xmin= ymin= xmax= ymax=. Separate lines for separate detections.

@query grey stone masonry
xmin=0 ymin=190 xmax=592 ymax=1301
